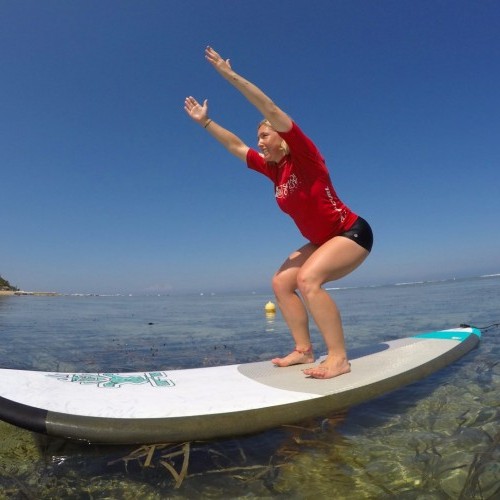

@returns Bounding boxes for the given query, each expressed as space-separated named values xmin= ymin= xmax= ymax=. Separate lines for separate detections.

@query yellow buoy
xmin=264 ymin=301 xmax=276 ymax=313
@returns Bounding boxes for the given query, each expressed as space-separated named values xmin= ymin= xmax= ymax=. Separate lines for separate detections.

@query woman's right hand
xmin=184 ymin=96 xmax=208 ymax=126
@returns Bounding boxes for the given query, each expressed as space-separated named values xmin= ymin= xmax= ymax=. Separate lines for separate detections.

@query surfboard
xmin=0 ymin=326 xmax=480 ymax=444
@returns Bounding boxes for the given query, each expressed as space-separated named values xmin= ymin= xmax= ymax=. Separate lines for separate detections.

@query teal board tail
xmin=413 ymin=327 xmax=481 ymax=342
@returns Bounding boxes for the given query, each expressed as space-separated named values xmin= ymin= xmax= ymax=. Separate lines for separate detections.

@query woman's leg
xmin=298 ymin=236 xmax=369 ymax=378
xmin=271 ymin=243 xmax=318 ymax=366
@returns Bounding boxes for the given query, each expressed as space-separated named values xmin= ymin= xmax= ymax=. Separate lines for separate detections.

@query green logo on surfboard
xmin=48 ymin=371 xmax=175 ymax=388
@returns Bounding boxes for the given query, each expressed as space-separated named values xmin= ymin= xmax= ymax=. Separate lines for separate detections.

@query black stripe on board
xmin=0 ymin=396 xmax=47 ymax=434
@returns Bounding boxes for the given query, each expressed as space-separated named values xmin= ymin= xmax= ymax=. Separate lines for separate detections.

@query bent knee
xmin=272 ymin=273 xmax=290 ymax=295
xmin=272 ymin=272 xmax=296 ymax=297
xmin=296 ymin=270 xmax=322 ymax=297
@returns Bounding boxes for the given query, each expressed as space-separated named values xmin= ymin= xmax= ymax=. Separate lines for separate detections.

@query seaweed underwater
xmin=1 ymin=393 xmax=498 ymax=499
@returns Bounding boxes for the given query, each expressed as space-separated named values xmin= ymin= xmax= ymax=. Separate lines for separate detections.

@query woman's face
xmin=257 ymin=125 xmax=285 ymax=162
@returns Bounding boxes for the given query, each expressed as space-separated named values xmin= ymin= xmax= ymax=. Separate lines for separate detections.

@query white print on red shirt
xmin=275 ymin=174 xmax=299 ymax=199
xmin=325 ymin=187 xmax=347 ymax=223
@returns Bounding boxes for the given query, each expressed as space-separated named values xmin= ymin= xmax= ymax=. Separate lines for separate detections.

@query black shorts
xmin=339 ymin=216 xmax=373 ymax=252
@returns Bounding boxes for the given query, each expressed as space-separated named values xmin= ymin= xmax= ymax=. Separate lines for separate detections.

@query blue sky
xmin=1 ymin=0 xmax=499 ymax=294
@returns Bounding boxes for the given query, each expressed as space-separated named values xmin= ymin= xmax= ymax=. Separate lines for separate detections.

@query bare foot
xmin=303 ymin=356 xmax=351 ymax=379
xmin=272 ymin=348 xmax=314 ymax=367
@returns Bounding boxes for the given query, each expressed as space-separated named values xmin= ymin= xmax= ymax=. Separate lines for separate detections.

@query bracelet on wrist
xmin=204 ymin=119 xmax=213 ymax=129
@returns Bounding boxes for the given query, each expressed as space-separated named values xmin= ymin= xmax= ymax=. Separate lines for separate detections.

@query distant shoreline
xmin=0 ymin=290 xmax=59 ymax=297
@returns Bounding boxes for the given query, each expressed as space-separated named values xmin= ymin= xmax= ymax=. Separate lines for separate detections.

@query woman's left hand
xmin=205 ymin=46 xmax=232 ymax=76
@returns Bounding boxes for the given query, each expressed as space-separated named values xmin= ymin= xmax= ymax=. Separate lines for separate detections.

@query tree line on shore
xmin=0 ymin=275 xmax=18 ymax=291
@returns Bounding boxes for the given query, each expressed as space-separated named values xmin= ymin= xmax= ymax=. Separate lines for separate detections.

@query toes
xmin=302 ymin=361 xmax=351 ymax=379
xmin=303 ymin=367 xmax=326 ymax=378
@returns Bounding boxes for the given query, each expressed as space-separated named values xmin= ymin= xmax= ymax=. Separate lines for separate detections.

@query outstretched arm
xmin=205 ymin=46 xmax=293 ymax=133
xmin=184 ymin=96 xmax=250 ymax=162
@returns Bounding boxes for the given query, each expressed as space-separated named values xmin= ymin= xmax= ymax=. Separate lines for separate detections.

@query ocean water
xmin=0 ymin=275 xmax=499 ymax=499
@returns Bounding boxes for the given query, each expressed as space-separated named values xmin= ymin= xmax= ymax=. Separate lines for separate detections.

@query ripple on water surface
xmin=0 ymin=277 xmax=499 ymax=498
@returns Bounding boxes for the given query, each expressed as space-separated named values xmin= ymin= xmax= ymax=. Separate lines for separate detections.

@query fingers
xmin=184 ymin=96 xmax=204 ymax=112
xmin=184 ymin=96 xmax=198 ymax=106
xmin=184 ymin=96 xmax=198 ymax=110
xmin=183 ymin=96 xmax=194 ymax=116
xmin=205 ymin=45 xmax=219 ymax=63
xmin=205 ymin=46 xmax=230 ymax=70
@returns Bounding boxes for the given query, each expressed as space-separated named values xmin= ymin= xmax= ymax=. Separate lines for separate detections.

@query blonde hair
xmin=258 ymin=119 xmax=290 ymax=156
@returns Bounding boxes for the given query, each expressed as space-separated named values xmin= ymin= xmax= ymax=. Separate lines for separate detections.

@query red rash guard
xmin=246 ymin=122 xmax=358 ymax=246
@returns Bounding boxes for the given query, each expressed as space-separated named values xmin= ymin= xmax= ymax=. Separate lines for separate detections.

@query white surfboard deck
xmin=0 ymin=327 xmax=480 ymax=444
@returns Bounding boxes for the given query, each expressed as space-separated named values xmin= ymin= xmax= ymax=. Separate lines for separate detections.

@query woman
xmin=184 ymin=47 xmax=373 ymax=379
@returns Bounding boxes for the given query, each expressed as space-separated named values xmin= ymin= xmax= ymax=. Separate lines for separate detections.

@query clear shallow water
xmin=0 ymin=276 xmax=499 ymax=498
